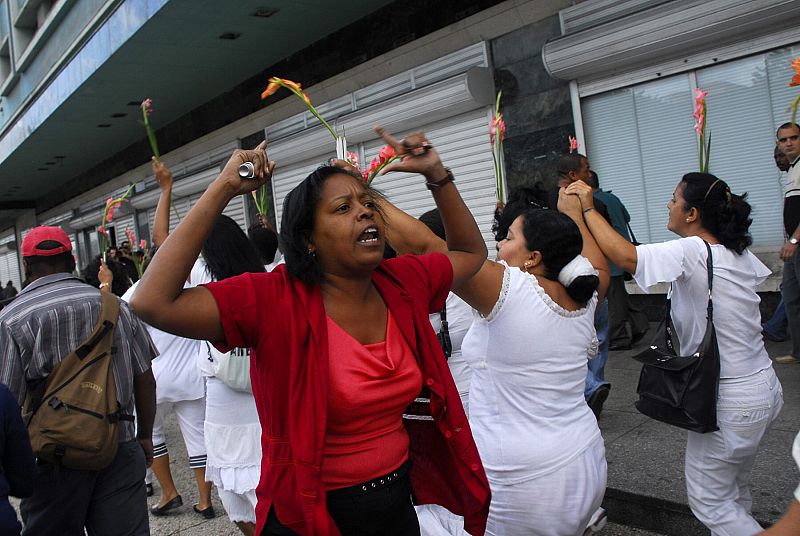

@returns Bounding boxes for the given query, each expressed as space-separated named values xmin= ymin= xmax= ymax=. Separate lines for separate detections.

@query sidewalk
xmin=598 ymin=331 xmax=799 ymax=535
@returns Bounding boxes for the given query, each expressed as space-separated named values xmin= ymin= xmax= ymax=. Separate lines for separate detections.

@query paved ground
xmin=12 ymin=326 xmax=796 ymax=535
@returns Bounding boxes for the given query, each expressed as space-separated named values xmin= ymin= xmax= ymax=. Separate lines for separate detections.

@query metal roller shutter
xmin=273 ymin=108 xmax=496 ymax=251
xmin=110 ymin=214 xmax=136 ymax=245
xmin=147 ymin=193 xmax=249 ymax=237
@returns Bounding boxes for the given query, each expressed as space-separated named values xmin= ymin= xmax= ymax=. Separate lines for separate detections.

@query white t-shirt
xmin=429 ymin=293 xmax=473 ymax=404
xmin=634 ymin=236 xmax=772 ymax=379
xmin=121 ymin=281 xmax=204 ymax=403
xmin=461 ymin=263 xmax=600 ymax=484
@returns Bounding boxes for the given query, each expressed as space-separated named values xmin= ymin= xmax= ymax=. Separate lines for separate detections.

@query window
xmin=582 ymin=44 xmax=800 ymax=246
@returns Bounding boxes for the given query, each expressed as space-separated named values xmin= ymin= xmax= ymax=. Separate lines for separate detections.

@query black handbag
xmin=631 ymin=241 xmax=720 ymax=433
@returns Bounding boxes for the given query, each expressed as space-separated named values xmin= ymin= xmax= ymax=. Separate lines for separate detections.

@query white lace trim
xmin=481 ymin=262 xmax=511 ymax=322
xmin=522 ymin=266 xmax=592 ymax=318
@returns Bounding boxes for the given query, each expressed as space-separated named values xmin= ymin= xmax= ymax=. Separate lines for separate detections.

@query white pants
xmin=486 ymin=435 xmax=607 ymax=536
xmin=152 ymin=397 xmax=207 ymax=467
xmin=416 ymin=504 xmax=468 ymax=536
xmin=685 ymin=367 xmax=783 ymax=536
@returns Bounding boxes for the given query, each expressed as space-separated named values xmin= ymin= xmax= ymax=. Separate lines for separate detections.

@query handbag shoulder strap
xmin=663 ymin=240 xmax=714 ymax=349
xmin=703 ymin=240 xmax=713 ymax=323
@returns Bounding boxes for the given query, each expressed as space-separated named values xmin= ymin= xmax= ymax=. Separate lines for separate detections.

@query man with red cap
xmin=0 ymin=226 xmax=157 ymax=536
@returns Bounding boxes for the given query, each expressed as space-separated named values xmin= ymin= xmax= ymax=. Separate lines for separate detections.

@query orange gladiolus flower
xmin=261 ymin=80 xmax=281 ymax=100
xmin=279 ymin=78 xmax=302 ymax=92
xmin=790 ymin=57 xmax=800 ymax=87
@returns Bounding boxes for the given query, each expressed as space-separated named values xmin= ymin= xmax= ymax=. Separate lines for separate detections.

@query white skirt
xmin=486 ymin=435 xmax=607 ymax=536
xmin=204 ymin=377 xmax=262 ymax=495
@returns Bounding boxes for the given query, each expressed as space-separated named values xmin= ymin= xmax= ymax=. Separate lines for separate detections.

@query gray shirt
xmin=0 ymin=273 xmax=157 ymax=441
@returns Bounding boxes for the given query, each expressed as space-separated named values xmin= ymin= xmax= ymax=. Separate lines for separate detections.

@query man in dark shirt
xmin=547 ymin=153 xmax=611 ymax=417
xmin=776 ymin=122 xmax=800 ymax=364
xmin=587 ymin=172 xmax=649 ymax=350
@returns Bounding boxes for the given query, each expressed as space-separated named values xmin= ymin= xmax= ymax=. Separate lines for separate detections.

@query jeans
xmin=763 ymin=291 xmax=788 ymax=340
xmin=782 ymin=254 xmax=800 ymax=358
xmin=585 ymin=299 xmax=610 ymax=399
xmin=685 ymin=368 xmax=783 ymax=536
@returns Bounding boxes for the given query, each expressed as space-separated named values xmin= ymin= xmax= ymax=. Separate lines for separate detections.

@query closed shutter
xmin=582 ymin=44 xmax=797 ymax=247
xmin=0 ymin=233 xmax=21 ymax=290
xmin=273 ymin=108 xmax=496 ymax=250
xmin=222 ymin=196 xmax=248 ymax=231
xmin=111 ymin=214 xmax=136 ymax=245
xmin=147 ymin=193 xmax=249 ymax=238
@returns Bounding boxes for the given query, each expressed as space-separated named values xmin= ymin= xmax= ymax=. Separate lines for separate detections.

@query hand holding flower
xmin=374 ymin=127 xmax=447 ymax=182
xmin=98 ymin=260 xmax=113 ymax=288
xmin=152 ymin=158 xmax=173 ymax=191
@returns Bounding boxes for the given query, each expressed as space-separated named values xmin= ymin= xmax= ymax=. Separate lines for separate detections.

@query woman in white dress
xmin=387 ymin=190 xmax=610 ymax=536
xmin=565 ymin=172 xmax=783 ymax=536
xmin=191 ymin=215 xmax=265 ymax=536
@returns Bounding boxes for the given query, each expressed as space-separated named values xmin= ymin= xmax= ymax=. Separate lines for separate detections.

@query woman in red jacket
xmin=131 ymin=127 xmax=491 ymax=536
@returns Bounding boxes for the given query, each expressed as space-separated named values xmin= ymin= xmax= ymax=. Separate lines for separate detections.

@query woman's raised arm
xmin=131 ymin=142 xmax=275 ymax=340
xmin=375 ymin=128 xmax=487 ymax=289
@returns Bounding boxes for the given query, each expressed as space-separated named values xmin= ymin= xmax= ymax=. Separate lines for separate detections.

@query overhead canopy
xmin=542 ymin=0 xmax=800 ymax=87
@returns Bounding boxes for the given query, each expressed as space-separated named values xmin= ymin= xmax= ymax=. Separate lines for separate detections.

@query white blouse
xmin=634 ymin=236 xmax=773 ymax=379
xmin=461 ymin=262 xmax=601 ymax=484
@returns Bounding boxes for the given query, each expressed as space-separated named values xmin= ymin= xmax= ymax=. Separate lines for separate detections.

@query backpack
xmin=23 ymin=291 xmax=132 ymax=470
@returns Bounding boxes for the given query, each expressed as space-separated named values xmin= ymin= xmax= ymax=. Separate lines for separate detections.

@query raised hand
xmin=564 ymin=180 xmax=595 ymax=210
xmin=216 ymin=141 xmax=276 ymax=199
xmin=152 ymin=158 xmax=173 ymax=191
xmin=374 ymin=127 xmax=448 ymax=182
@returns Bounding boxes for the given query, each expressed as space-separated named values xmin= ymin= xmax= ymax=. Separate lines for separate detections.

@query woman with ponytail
xmin=385 ymin=190 xmax=610 ymax=535
xmin=565 ymin=172 xmax=783 ymax=535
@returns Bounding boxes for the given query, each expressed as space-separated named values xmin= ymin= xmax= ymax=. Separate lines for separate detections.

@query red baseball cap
xmin=22 ymin=226 xmax=72 ymax=257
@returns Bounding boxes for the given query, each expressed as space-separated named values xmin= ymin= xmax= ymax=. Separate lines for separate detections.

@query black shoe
xmin=587 ymin=384 xmax=611 ymax=418
xmin=146 ymin=483 xmax=153 ymax=497
xmin=194 ymin=504 xmax=216 ymax=519
xmin=608 ymin=343 xmax=631 ymax=351
xmin=762 ymin=329 xmax=786 ymax=343
xmin=150 ymin=495 xmax=183 ymax=516
xmin=631 ymin=329 xmax=649 ymax=346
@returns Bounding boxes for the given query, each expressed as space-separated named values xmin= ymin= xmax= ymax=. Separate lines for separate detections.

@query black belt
xmin=327 ymin=459 xmax=411 ymax=499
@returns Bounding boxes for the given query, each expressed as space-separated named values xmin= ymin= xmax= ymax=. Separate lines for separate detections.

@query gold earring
xmin=523 ymin=260 xmax=533 ymax=270
xmin=685 ymin=218 xmax=691 ymax=223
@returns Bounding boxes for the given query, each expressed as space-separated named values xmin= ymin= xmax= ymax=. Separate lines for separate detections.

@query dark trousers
xmin=21 ymin=440 xmax=149 ymax=536
xmin=608 ymin=276 xmax=649 ymax=346
xmin=262 ymin=462 xmax=420 ymax=536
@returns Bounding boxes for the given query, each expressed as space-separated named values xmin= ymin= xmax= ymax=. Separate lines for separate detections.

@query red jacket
xmin=205 ymin=253 xmax=490 ymax=535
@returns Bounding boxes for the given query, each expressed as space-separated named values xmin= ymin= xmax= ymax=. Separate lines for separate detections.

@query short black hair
xmin=557 ymin=153 xmax=587 ymax=178
xmin=280 ymin=165 xmax=384 ymax=285
xmin=202 ymin=215 xmax=265 ymax=281
xmin=777 ymin=122 xmax=799 ymax=137
xmin=419 ymin=208 xmax=446 ymax=241
xmin=586 ymin=170 xmax=599 ymax=189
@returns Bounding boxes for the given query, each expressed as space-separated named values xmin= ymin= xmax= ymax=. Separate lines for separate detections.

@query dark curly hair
xmin=280 ymin=165 xmax=385 ymax=285
xmin=519 ymin=208 xmax=599 ymax=303
xmin=679 ymin=172 xmax=752 ymax=254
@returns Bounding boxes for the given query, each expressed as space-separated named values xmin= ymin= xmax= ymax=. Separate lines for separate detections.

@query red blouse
xmin=204 ymin=253 xmax=490 ymax=536
xmin=323 ymin=312 xmax=422 ymax=488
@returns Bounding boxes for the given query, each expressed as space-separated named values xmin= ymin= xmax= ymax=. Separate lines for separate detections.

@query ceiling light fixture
xmin=251 ymin=7 xmax=278 ymax=18
xmin=218 ymin=32 xmax=241 ymax=40
xmin=97 ymin=124 xmax=111 ymax=128
xmin=111 ymin=113 xmax=127 ymax=118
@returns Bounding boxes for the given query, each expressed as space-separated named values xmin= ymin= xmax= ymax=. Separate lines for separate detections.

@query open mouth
xmin=357 ymin=227 xmax=380 ymax=244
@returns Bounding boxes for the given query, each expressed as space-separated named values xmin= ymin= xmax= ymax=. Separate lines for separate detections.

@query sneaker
xmin=583 ymin=507 xmax=608 ymax=535
xmin=774 ymin=355 xmax=800 ymax=364
xmin=587 ymin=385 xmax=611 ymax=418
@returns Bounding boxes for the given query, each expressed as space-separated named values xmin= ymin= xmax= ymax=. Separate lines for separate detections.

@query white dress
xmin=461 ymin=263 xmax=606 ymax=536
xmin=191 ymin=258 xmax=262 ymax=524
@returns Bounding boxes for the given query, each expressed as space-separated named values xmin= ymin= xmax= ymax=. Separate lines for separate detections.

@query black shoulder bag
xmin=631 ymin=241 xmax=720 ymax=433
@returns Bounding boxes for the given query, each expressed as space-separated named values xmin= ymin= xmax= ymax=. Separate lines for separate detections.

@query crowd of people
xmin=0 ymin=122 xmax=798 ymax=536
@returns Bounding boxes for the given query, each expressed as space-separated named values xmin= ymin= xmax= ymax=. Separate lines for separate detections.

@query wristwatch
xmin=790 ymin=238 xmax=799 ymax=245
xmin=99 ymin=282 xmax=110 ymax=289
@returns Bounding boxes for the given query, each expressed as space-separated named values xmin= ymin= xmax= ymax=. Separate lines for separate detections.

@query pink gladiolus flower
xmin=142 ymin=98 xmax=154 ymax=115
xmin=790 ymin=57 xmax=800 ymax=86
xmin=369 ymin=157 xmax=380 ymax=173
xmin=361 ymin=169 xmax=370 ymax=182
xmin=98 ymin=226 xmax=106 ymax=235
xmin=105 ymin=197 xmax=114 ymax=207
xmin=568 ymin=136 xmax=580 ymax=153
xmin=346 ymin=151 xmax=359 ymax=167
xmin=378 ymin=145 xmax=396 ymax=161
xmin=490 ymin=116 xmax=506 ymax=145
xmin=139 ymin=239 xmax=146 ymax=250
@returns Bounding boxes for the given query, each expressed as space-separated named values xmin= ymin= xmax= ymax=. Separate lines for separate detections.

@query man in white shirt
xmin=775 ymin=122 xmax=800 ymax=364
